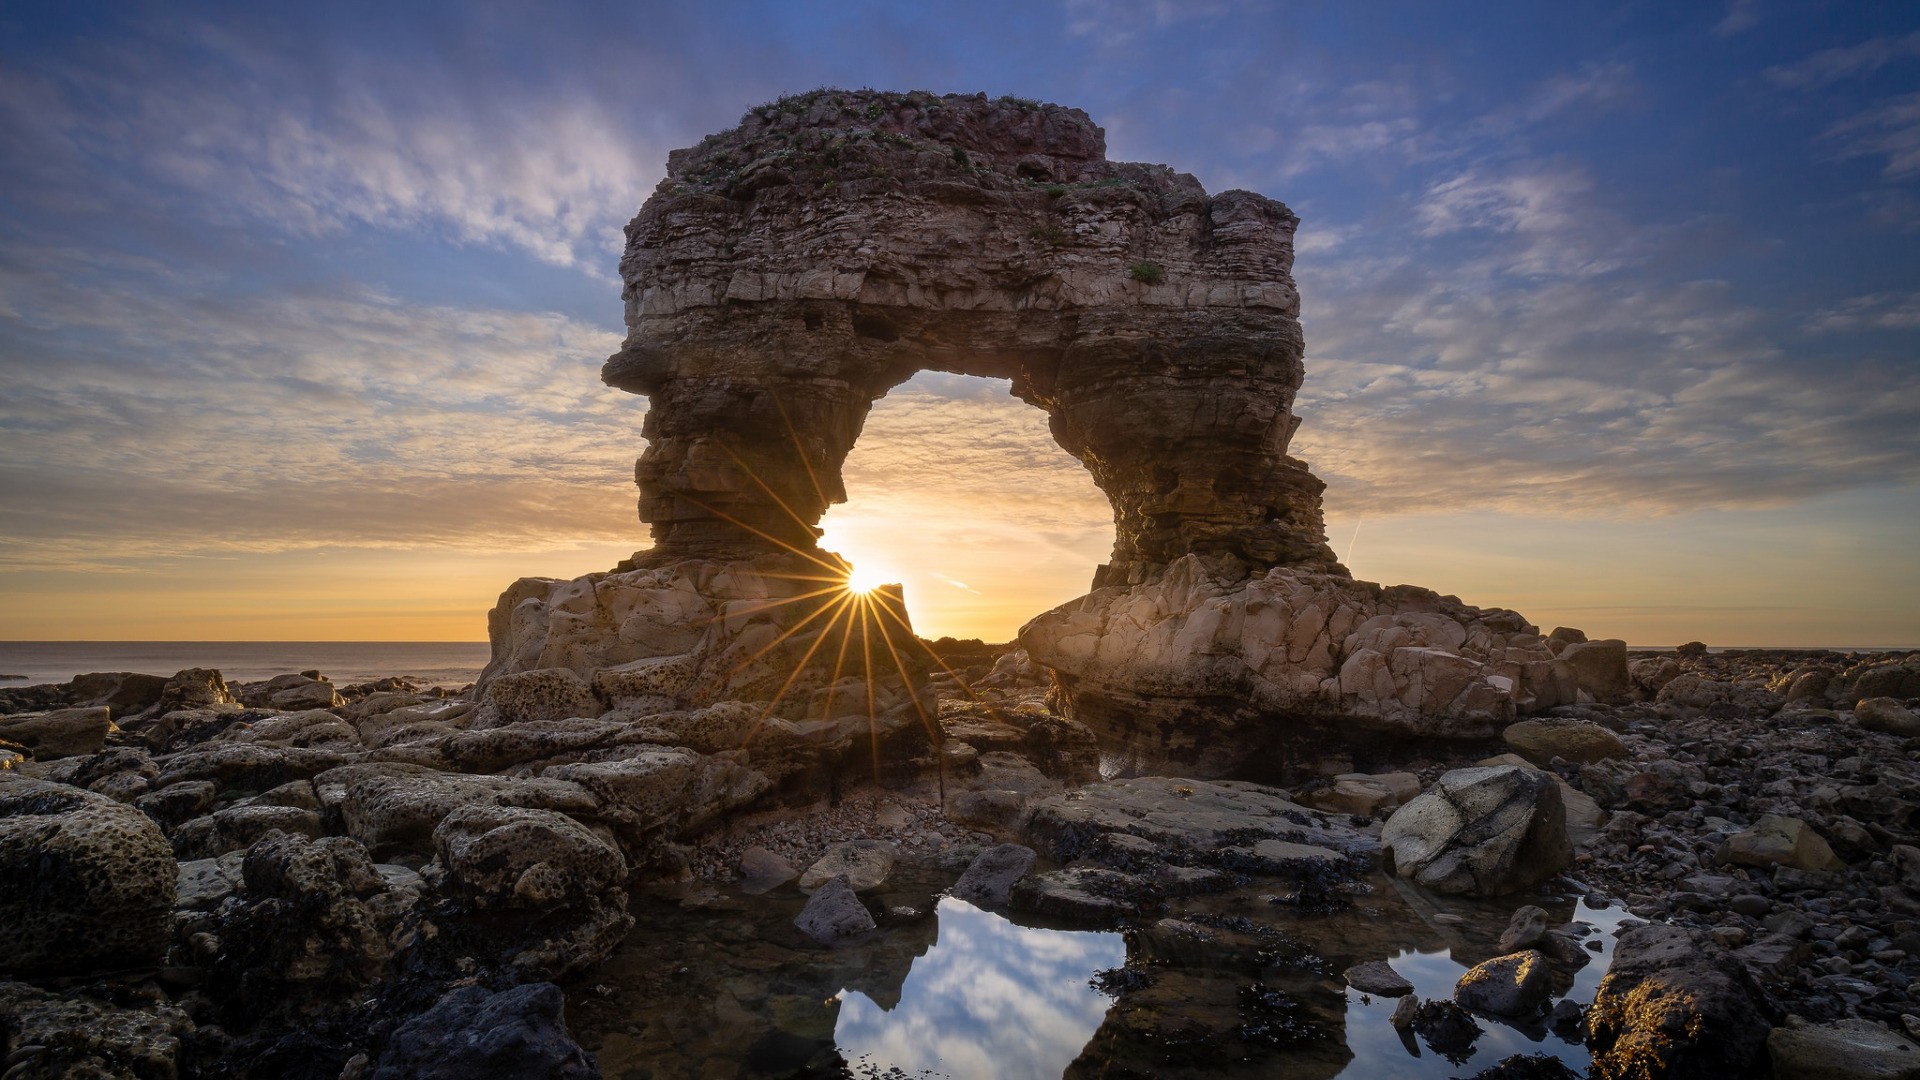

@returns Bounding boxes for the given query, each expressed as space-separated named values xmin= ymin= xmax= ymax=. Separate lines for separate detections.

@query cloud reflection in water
xmin=833 ymin=897 xmax=1125 ymax=1080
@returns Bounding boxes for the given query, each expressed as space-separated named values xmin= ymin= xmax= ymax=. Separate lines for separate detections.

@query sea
xmin=0 ymin=642 xmax=491 ymax=689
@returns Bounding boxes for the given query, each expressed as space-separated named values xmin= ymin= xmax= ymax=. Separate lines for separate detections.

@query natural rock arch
xmin=481 ymin=89 xmax=1607 ymax=783
xmin=601 ymin=89 xmax=1342 ymax=586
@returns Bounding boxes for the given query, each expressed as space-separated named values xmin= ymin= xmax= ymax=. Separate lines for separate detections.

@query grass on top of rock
xmin=1129 ymin=261 xmax=1165 ymax=284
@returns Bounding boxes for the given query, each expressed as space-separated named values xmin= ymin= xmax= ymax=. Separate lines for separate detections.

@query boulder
xmin=337 ymin=772 xmax=597 ymax=857
xmin=482 ymin=667 xmax=602 ymax=724
xmin=176 ymin=851 xmax=247 ymax=910
xmin=150 ymin=742 xmax=349 ymax=792
xmin=950 ymin=843 xmax=1037 ymax=906
xmin=434 ymin=803 xmax=626 ymax=908
xmin=1768 ymin=1015 xmax=1920 ymax=1080
xmin=1301 ymin=775 xmax=1400 ymax=816
xmin=1025 ymin=775 xmax=1372 ymax=865
xmin=0 ymin=982 xmax=194 ymax=1080
xmin=1008 ymin=867 xmax=1136 ymax=923
xmin=205 ymin=832 xmax=415 ymax=1011
xmin=1656 ymin=674 xmax=1731 ymax=710
xmin=135 ymin=779 xmax=217 ymax=827
xmin=156 ymin=667 xmax=232 ymax=711
xmin=370 ymin=982 xmax=600 ymax=1080
xmin=1379 ymin=765 xmax=1570 ymax=896
xmin=70 ymin=746 xmax=158 ymax=802
xmin=1629 ymin=657 xmax=1683 ymax=696
xmin=1851 ymin=662 xmax=1920 ymax=703
xmin=0 ymin=775 xmax=175 ymax=977
xmin=1344 ymin=959 xmax=1414 ymax=997
xmin=739 ymin=845 xmax=797 ymax=894
xmin=214 ymin=708 xmax=358 ymax=748
xmin=1587 ymin=924 xmax=1778 ymax=1080
xmin=1857 ymin=697 xmax=1920 ymax=737
xmin=1561 ymin=639 xmax=1630 ymax=703
xmin=171 ymin=803 xmax=326 ymax=859
xmin=1722 ymin=815 xmax=1846 ymax=872
xmin=64 ymin=671 xmax=168 ymax=718
xmin=0 ymin=706 xmax=112 ymax=759
xmin=793 ymin=874 xmax=877 ymax=946
xmin=1501 ymin=718 xmax=1624 ymax=765
xmin=544 ymin=746 xmax=771 ymax=842
xmin=431 ymin=804 xmax=634 ymax=979
xmin=798 ymin=839 xmax=897 ymax=894
xmin=1021 ymin=558 xmax=1562 ymax=775
xmin=1497 ymin=904 xmax=1550 ymax=953
xmin=1454 ymin=950 xmax=1550 ymax=1017
xmin=269 ymin=676 xmax=343 ymax=711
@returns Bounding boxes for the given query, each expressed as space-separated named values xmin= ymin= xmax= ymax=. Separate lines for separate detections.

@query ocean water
xmin=0 ymin=641 xmax=491 ymax=688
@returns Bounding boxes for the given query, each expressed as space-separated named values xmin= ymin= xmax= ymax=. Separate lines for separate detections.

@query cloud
xmin=1713 ymin=0 xmax=1764 ymax=38
xmin=1412 ymin=164 xmax=1632 ymax=278
xmin=1804 ymin=291 xmax=1920 ymax=332
xmin=1298 ymin=269 xmax=1920 ymax=517
xmin=1061 ymin=0 xmax=1247 ymax=47
xmin=1825 ymin=92 xmax=1920 ymax=178
xmin=0 ymin=251 xmax=641 ymax=570
xmin=1766 ymin=31 xmax=1920 ymax=89
xmin=0 ymin=17 xmax=662 ymax=269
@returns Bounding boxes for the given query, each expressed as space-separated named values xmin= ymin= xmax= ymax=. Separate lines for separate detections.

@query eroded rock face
xmin=477 ymin=551 xmax=935 ymax=793
xmin=1021 ymin=555 xmax=1576 ymax=775
xmin=604 ymin=88 xmax=1334 ymax=579
xmin=0 ymin=775 xmax=176 ymax=977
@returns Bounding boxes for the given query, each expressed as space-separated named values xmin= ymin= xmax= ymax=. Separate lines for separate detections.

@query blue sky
xmin=2 ymin=1 xmax=1916 ymax=644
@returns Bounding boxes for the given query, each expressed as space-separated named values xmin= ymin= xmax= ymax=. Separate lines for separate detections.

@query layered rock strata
xmin=479 ymin=550 xmax=935 ymax=790
xmin=1020 ymin=554 xmax=1582 ymax=775
xmin=552 ymin=88 xmax=1608 ymax=778
xmin=602 ymin=88 xmax=1335 ymax=578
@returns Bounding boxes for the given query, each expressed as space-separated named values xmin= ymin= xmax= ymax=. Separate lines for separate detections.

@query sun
xmin=843 ymin=564 xmax=893 ymax=594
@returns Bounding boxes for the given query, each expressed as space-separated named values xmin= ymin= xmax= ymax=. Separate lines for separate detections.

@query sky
xmin=1 ymin=1 xmax=1917 ymax=647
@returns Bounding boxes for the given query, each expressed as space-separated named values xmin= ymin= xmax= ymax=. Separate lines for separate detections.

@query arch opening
xmin=817 ymin=370 xmax=1113 ymax=641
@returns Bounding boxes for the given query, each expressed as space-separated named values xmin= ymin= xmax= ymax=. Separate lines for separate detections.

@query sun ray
xmin=869 ymin=595 xmax=1011 ymax=725
xmin=714 ymin=438 xmax=843 ymax=557
xmin=859 ymin=593 xmax=881 ymax=784
xmin=688 ymin=583 xmax=848 ymax=629
xmin=771 ymin=393 xmax=834 ymax=525
xmin=863 ymin=592 xmax=947 ymax=807
xmin=696 ymin=585 xmax=856 ymax=700
xmin=750 ymin=591 xmax=859 ymax=737
xmin=671 ymin=489 xmax=848 ymax=578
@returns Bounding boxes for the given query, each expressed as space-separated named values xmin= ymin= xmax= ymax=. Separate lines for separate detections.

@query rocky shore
xmin=0 ymin=644 xmax=1916 ymax=1078
xmin=7 ymin=88 xmax=1917 ymax=1080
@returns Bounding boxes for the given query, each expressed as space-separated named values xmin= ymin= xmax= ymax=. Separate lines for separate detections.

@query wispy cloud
xmin=1825 ymin=92 xmax=1920 ymax=178
xmin=0 ymin=252 xmax=637 ymax=570
xmin=1804 ymin=291 xmax=1920 ymax=332
xmin=1713 ymin=0 xmax=1764 ymax=39
xmin=0 ymin=20 xmax=660 ymax=269
xmin=1766 ymin=31 xmax=1920 ymax=89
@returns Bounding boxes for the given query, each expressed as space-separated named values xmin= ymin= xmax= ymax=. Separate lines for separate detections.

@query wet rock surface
xmin=1587 ymin=924 xmax=1779 ymax=1080
xmin=1380 ymin=765 xmax=1571 ymax=896
xmin=369 ymin=982 xmax=599 ymax=1080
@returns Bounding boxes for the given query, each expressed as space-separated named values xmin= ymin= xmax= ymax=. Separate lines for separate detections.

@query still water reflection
xmin=1330 ymin=896 xmax=1630 ymax=1079
xmin=570 ymin=866 xmax=1631 ymax=1080
xmin=834 ymin=898 xmax=1126 ymax=1080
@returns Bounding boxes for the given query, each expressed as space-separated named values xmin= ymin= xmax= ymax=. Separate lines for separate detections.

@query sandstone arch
xmin=601 ymin=89 xmax=1341 ymax=586
xmin=481 ymin=90 xmax=1599 ymax=783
